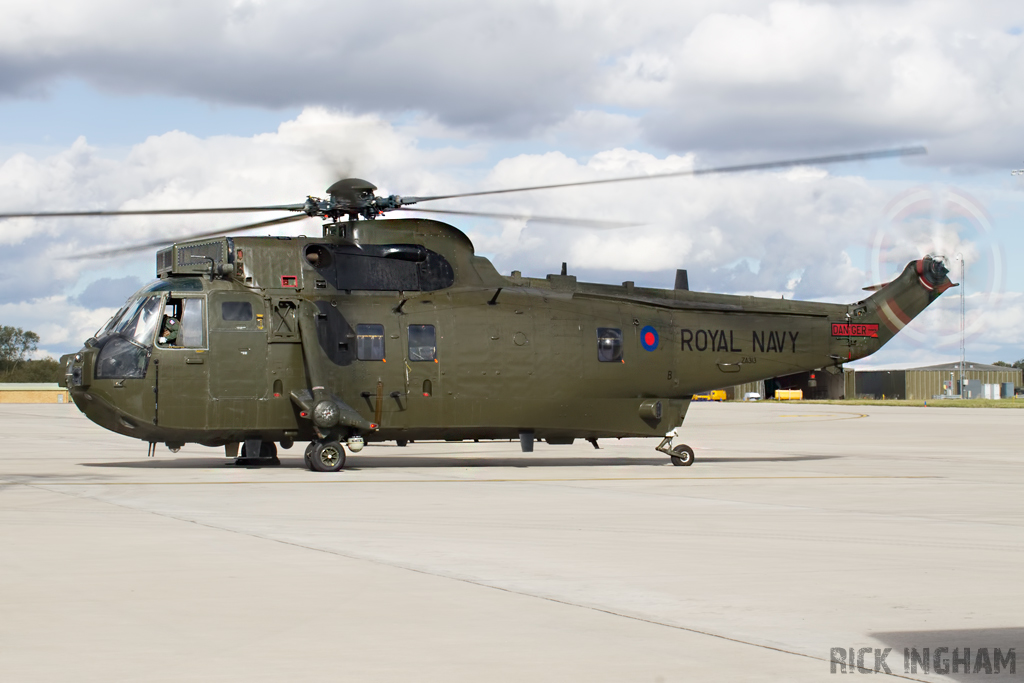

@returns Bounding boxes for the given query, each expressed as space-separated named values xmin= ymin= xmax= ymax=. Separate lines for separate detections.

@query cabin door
xmin=208 ymin=291 xmax=269 ymax=406
xmin=402 ymin=312 xmax=443 ymax=427
xmin=154 ymin=295 xmax=209 ymax=430
xmin=344 ymin=313 xmax=407 ymax=426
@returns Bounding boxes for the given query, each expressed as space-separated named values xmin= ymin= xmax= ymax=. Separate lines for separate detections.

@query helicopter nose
xmin=61 ymin=347 xmax=95 ymax=390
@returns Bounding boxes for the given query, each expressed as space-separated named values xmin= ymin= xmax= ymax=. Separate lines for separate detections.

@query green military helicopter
xmin=7 ymin=147 xmax=953 ymax=471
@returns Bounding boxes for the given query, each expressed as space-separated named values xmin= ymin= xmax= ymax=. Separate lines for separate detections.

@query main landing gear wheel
xmin=303 ymin=442 xmax=316 ymax=470
xmin=309 ymin=441 xmax=346 ymax=472
xmin=670 ymin=444 xmax=695 ymax=467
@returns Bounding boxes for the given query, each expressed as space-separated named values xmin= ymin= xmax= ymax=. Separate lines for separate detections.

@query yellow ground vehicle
xmin=693 ymin=390 xmax=727 ymax=402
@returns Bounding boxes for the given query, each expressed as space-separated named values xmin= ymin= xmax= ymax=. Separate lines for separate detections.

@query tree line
xmin=0 ymin=326 xmax=63 ymax=382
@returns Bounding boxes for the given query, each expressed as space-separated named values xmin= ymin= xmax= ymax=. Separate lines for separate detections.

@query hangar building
xmin=727 ymin=362 xmax=1021 ymax=401
xmin=846 ymin=362 xmax=1021 ymax=400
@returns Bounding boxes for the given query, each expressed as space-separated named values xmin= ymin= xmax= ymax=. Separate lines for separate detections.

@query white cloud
xmin=1 ymin=1 xmax=1022 ymax=370
xmin=0 ymin=107 xmax=1018 ymax=361
xmin=0 ymin=110 xmax=965 ymax=290
xmin=0 ymin=296 xmax=115 ymax=354
xmin=0 ymin=1 xmax=1022 ymax=165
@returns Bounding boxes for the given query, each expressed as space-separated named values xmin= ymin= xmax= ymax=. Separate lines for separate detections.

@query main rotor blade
xmin=406 ymin=147 xmax=927 ymax=203
xmin=393 ymin=206 xmax=639 ymax=229
xmin=70 ymin=214 xmax=311 ymax=260
xmin=0 ymin=204 xmax=305 ymax=220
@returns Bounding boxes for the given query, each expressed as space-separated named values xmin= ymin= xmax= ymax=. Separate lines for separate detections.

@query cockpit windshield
xmin=93 ymin=279 xmax=205 ymax=340
xmin=93 ymin=295 xmax=163 ymax=380
xmin=94 ymin=312 xmax=120 ymax=340
xmin=112 ymin=297 xmax=145 ymax=334
xmin=116 ymin=296 xmax=163 ymax=346
xmin=94 ymin=302 xmax=130 ymax=340
xmin=97 ymin=296 xmax=164 ymax=345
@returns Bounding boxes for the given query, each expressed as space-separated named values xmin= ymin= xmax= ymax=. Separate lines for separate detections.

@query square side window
xmin=222 ymin=301 xmax=253 ymax=321
xmin=408 ymin=324 xmax=436 ymax=362
xmin=356 ymin=324 xmax=386 ymax=361
xmin=597 ymin=327 xmax=623 ymax=362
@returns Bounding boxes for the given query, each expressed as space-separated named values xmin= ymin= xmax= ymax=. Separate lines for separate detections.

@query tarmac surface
xmin=1 ymin=402 xmax=1022 ymax=682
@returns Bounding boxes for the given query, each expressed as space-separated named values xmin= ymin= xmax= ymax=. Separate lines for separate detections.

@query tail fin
xmin=842 ymin=257 xmax=955 ymax=361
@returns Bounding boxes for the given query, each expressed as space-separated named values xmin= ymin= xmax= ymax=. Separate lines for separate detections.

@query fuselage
xmin=62 ymin=219 xmax=952 ymax=448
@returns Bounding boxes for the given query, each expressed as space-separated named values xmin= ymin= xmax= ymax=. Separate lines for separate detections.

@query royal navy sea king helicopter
xmin=7 ymin=147 xmax=954 ymax=471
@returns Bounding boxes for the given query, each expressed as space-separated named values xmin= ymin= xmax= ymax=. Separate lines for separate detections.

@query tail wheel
xmin=310 ymin=441 xmax=346 ymax=472
xmin=670 ymin=444 xmax=695 ymax=466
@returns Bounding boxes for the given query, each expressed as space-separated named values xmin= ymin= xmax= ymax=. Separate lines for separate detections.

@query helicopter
xmin=3 ymin=146 xmax=954 ymax=471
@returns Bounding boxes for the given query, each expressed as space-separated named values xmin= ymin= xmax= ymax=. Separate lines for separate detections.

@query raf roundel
xmin=640 ymin=325 xmax=659 ymax=351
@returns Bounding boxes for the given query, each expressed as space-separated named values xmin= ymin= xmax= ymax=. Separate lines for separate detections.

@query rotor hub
xmin=326 ymin=178 xmax=378 ymax=206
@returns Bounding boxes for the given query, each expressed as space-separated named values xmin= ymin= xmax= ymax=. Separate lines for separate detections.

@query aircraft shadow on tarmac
xmin=80 ymin=453 xmax=841 ymax=469
xmin=869 ymin=628 xmax=1024 ymax=681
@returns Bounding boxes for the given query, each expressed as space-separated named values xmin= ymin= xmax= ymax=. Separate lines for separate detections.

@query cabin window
xmin=356 ymin=324 xmax=385 ymax=361
xmin=222 ymin=301 xmax=253 ymax=322
xmin=597 ymin=327 xmax=623 ymax=362
xmin=408 ymin=324 xmax=436 ymax=362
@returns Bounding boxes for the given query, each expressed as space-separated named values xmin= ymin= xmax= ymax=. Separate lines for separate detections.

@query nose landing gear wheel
xmin=309 ymin=441 xmax=347 ymax=472
xmin=670 ymin=444 xmax=695 ymax=466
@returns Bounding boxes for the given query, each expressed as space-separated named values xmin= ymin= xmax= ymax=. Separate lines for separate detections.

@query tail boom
xmin=838 ymin=257 xmax=954 ymax=362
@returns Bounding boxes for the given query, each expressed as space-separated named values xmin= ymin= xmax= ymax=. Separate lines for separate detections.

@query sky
xmin=1 ymin=0 xmax=1023 ymax=368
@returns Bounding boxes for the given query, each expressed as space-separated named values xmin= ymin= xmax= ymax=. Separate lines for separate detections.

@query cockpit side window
xmin=180 ymin=299 xmax=205 ymax=347
xmin=158 ymin=297 xmax=206 ymax=348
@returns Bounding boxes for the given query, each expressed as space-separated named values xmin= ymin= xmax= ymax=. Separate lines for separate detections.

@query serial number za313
xmin=680 ymin=329 xmax=799 ymax=353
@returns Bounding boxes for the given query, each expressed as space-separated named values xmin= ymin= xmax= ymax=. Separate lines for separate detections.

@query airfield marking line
xmin=776 ymin=412 xmax=868 ymax=419
xmin=5 ymin=475 xmax=940 ymax=486
xmin=696 ymin=411 xmax=869 ymax=428
xmin=15 ymin=479 xmax=930 ymax=682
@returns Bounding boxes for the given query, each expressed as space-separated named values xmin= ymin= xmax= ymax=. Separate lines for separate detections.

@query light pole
xmin=955 ymin=253 xmax=966 ymax=397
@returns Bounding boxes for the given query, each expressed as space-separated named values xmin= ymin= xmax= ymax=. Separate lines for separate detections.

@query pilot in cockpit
xmin=158 ymin=317 xmax=180 ymax=346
